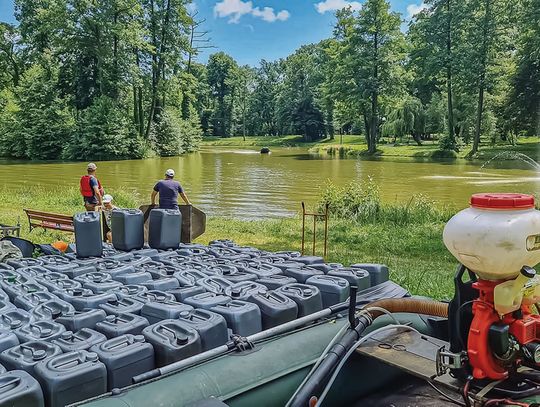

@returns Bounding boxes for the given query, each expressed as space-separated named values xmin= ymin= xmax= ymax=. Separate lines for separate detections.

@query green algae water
xmin=1 ymin=147 xmax=539 ymax=219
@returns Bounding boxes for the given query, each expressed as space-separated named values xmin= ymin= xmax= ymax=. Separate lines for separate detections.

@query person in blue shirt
xmin=151 ymin=169 xmax=192 ymax=210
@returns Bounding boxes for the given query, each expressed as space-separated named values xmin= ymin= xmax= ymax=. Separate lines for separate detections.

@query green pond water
xmin=1 ymin=147 xmax=539 ymax=219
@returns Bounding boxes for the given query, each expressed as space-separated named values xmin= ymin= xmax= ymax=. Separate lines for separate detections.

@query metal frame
xmin=0 ymin=218 xmax=21 ymax=237
xmin=301 ymin=202 xmax=329 ymax=259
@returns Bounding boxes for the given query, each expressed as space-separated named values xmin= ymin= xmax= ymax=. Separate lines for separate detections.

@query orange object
xmin=52 ymin=240 xmax=68 ymax=253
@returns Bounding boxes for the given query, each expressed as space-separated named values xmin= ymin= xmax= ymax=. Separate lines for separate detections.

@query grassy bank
xmin=202 ymin=134 xmax=540 ymax=160
xmin=0 ymin=184 xmax=457 ymax=299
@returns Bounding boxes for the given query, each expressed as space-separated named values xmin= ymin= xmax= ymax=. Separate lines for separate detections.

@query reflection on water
xmin=1 ymin=147 xmax=539 ymax=219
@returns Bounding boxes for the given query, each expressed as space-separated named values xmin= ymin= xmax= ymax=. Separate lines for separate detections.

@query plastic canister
xmin=31 ymin=299 xmax=75 ymax=321
xmin=94 ymin=313 xmax=150 ymax=338
xmin=34 ymin=350 xmax=107 ymax=407
xmin=56 ymin=309 xmax=107 ymax=332
xmin=113 ymin=271 xmax=152 ymax=285
xmin=85 ymin=280 xmax=123 ymax=295
xmin=0 ymin=309 xmax=34 ymax=332
xmin=184 ymin=292 xmax=231 ymax=310
xmin=282 ymin=266 xmax=324 ymax=284
xmin=129 ymin=248 xmax=160 ymax=261
xmin=0 ymin=332 xmax=19 ymax=354
xmin=256 ymin=275 xmax=297 ymax=290
xmin=140 ymin=277 xmax=180 ymax=292
xmin=210 ymin=300 xmax=262 ymax=336
xmin=40 ymin=255 xmax=75 ymax=273
xmin=295 ymin=256 xmax=324 ymax=265
xmin=141 ymin=300 xmax=193 ymax=324
xmin=111 ymin=284 xmax=148 ymax=300
xmin=46 ymin=279 xmax=83 ymax=292
xmin=63 ymin=265 xmax=96 ymax=279
xmin=197 ymin=276 xmax=234 ymax=294
xmin=224 ymin=281 xmax=268 ymax=301
xmin=142 ymin=320 xmax=202 ymax=367
xmin=0 ymin=289 xmax=9 ymax=302
xmin=141 ymin=264 xmax=179 ymax=280
xmin=90 ymin=334 xmax=154 ymax=391
xmin=60 ymin=290 xmax=117 ymax=311
xmin=168 ymin=286 xmax=205 ymax=302
xmin=327 ymin=268 xmax=371 ymax=290
xmin=247 ymin=291 xmax=298 ymax=329
xmin=14 ymin=320 xmax=66 ymax=343
xmin=305 ymin=275 xmax=350 ymax=307
xmin=6 ymin=257 xmax=43 ymax=269
xmin=111 ymin=209 xmax=145 ymax=251
xmin=3 ymin=281 xmax=49 ymax=302
xmin=232 ymin=261 xmax=282 ymax=278
xmin=311 ymin=263 xmax=344 ymax=274
xmin=148 ymin=209 xmax=182 ymax=250
xmin=53 ymin=287 xmax=94 ymax=304
xmin=272 ymin=261 xmax=305 ymax=272
xmin=0 ymin=341 xmax=63 ymax=374
xmin=174 ymin=270 xmax=208 ymax=287
xmin=133 ymin=290 xmax=175 ymax=303
xmin=34 ymin=272 xmax=68 ymax=290
xmin=0 ymin=299 xmax=16 ymax=314
xmin=0 ymin=370 xmax=45 ymax=407
xmin=74 ymin=212 xmax=103 ymax=258
xmin=99 ymin=297 xmax=145 ymax=316
xmin=0 ymin=263 xmax=14 ymax=271
xmin=350 ymin=263 xmax=389 ymax=286
xmin=16 ymin=266 xmax=50 ymax=280
xmin=51 ymin=328 xmax=106 ymax=352
xmin=216 ymin=269 xmax=258 ymax=283
xmin=275 ymin=283 xmax=323 ymax=317
xmin=178 ymin=309 xmax=228 ymax=351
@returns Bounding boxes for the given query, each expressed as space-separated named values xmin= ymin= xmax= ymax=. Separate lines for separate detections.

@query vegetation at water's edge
xmin=0 ymin=0 xmax=539 ymax=161
xmin=202 ymin=135 xmax=540 ymax=161
xmin=0 ymin=181 xmax=457 ymax=299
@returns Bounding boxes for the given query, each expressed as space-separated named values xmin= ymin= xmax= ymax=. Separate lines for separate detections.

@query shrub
xmin=317 ymin=179 xmax=453 ymax=225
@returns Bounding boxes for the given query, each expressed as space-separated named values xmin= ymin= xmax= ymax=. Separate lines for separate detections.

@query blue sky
xmin=0 ymin=0 xmax=425 ymax=66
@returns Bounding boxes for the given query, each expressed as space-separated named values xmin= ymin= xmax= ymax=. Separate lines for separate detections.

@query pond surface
xmin=1 ymin=147 xmax=540 ymax=219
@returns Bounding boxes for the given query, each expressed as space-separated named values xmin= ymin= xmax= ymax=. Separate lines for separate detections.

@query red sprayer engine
xmin=442 ymin=193 xmax=540 ymax=383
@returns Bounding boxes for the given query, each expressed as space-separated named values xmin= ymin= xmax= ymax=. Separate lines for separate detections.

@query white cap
xmin=165 ymin=169 xmax=175 ymax=177
xmin=102 ymin=194 xmax=113 ymax=203
xmin=87 ymin=163 xmax=97 ymax=171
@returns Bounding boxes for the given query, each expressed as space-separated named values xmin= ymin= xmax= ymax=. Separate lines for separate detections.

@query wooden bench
xmin=23 ymin=209 xmax=74 ymax=233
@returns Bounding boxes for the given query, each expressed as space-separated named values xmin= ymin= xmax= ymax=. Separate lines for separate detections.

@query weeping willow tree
xmin=382 ymin=97 xmax=426 ymax=145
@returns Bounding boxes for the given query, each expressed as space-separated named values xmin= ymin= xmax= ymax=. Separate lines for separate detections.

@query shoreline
xmin=201 ymin=135 xmax=540 ymax=161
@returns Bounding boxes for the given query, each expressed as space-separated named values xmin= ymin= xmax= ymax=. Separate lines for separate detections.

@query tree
xmin=383 ymin=97 xmax=426 ymax=145
xmin=409 ymin=0 xmax=467 ymax=151
xmin=233 ymin=66 xmax=255 ymax=140
xmin=207 ymin=52 xmax=238 ymax=137
xmin=248 ymin=60 xmax=281 ymax=136
xmin=331 ymin=0 xmax=406 ymax=153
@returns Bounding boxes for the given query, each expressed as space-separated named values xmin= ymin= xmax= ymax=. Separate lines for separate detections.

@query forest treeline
xmin=0 ymin=0 xmax=538 ymax=160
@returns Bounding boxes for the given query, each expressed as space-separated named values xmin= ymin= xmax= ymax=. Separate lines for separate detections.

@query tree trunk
xmin=536 ymin=96 xmax=540 ymax=137
xmin=470 ymin=0 xmax=491 ymax=156
xmin=445 ymin=0 xmax=456 ymax=150
xmin=369 ymin=30 xmax=379 ymax=155
xmin=145 ymin=0 xmax=172 ymax=139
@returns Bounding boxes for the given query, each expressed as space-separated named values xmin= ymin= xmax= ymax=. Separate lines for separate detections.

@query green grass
xmin=202 ymin=134 xmax=540 ymax=161
xmin=0 ymin=184 xmax=456 ymax=300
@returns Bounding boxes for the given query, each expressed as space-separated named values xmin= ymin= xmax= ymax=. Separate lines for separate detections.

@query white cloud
xmin=406 ymin=2 xmax=427 ymax=19
xmin=314 ymin=0 xmax=363 ymax=14
xmin=252 ymin=7 xmax=290 ymax=22
xmin=214 ymin=0 xmax=290 ymax=24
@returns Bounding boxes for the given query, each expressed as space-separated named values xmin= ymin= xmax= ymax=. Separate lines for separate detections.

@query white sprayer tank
xmin=443 ymin=193 xmax=540 ymax=281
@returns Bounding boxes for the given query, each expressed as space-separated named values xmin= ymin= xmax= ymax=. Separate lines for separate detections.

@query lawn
xmin=0 ymin=185 xmax=457 ymax=300
xmin=201 ymin=134 xmax=540 ymax=161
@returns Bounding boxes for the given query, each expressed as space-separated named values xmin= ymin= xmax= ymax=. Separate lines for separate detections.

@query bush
xmin=65 ymin=96 xmax=139 ymax=160
xmin=0 ymin=65 xmax=75 ymax=160
xmin=150 ymin=108 xmax=202 ymax=156
xmin=317 ymin=179 xmax=453 ymax=225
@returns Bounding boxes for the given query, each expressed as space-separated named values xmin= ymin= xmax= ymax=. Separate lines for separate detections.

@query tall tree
xmin=331 ymin=0 xmax=405 ymax=153
xmin=207 ymin=52 xmax=238 ymax=137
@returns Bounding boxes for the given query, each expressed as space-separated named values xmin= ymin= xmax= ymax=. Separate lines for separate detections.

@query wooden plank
xmin=356 ymin=330 xmax=468 ymax=396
